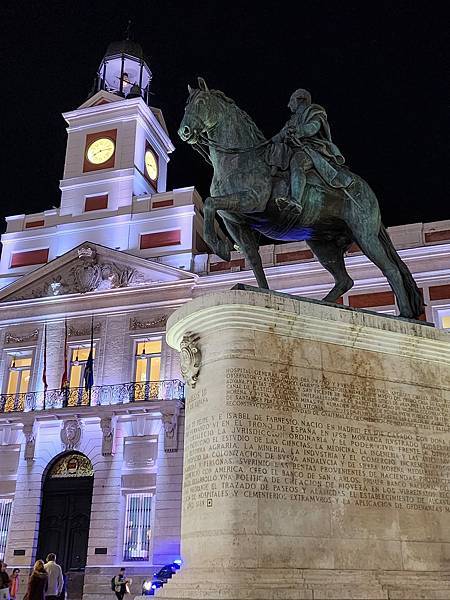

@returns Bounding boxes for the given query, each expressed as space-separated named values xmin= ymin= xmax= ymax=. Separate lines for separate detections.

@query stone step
xmin=311 ymin=587 xmax=387 ymax=600
xmin=386 ymin=589 xmax=450 ymax=600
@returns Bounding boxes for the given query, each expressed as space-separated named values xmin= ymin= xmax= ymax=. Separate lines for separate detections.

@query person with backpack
xmin=111 ymin=568 xmax=131 ymax=600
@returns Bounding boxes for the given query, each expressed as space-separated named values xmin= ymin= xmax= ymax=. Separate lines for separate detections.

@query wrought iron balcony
xmin=0 ymin=380 xmax=185 ymax=413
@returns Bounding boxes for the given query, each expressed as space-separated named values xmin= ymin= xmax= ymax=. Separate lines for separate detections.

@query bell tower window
xmin=84 ymin=194 xmax=108 ymax=212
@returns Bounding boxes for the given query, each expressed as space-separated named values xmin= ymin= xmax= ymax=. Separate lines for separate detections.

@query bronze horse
xmin=179 ymin=78 xmax=423 ymax=319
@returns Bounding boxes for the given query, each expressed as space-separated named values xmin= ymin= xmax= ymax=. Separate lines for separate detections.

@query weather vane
xmin=125 ymin=19 xmax=133 ymax=40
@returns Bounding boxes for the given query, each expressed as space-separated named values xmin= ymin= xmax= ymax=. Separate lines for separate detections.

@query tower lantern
xmin=93 ymin=38 xmax=152 ymax=103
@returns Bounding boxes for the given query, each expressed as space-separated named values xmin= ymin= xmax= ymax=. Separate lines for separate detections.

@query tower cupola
xmin=93 ymin=38 xmax=152 ymax=103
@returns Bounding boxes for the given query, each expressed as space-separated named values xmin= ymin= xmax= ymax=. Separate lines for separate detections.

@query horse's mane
xmin=189 ymin=88 xmax=266 ymax=143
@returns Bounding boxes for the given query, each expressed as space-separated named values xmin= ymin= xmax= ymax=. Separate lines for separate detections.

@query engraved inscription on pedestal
xmin=183 ymin=369 xmax=450 ymax=514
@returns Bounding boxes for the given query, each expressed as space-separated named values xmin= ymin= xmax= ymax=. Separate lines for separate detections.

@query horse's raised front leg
xmin=203 ymin=191 xmax=264 ymax=261
xmin=223 ymin=220 xmax=269 ymax=289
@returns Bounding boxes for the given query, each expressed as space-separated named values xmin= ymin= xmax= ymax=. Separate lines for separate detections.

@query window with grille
xmin=123 ymin=493 xmax=152 ymax=561
xmin=0 ymin=499 xmax=12 ymax=561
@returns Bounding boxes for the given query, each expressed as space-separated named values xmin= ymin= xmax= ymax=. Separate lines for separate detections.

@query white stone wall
xmin=1 ymin=409 xmax=185 ymax=600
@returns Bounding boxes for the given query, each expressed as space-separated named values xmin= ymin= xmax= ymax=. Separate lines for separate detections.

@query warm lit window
xmin=135 ymin=340 xmax=161 ymax=383
xmin=0 ymin=499 xmax=13 ymax=561
xmin=434 ymin=308 xmax=450 ymax=330
xmin=123 ymin=493 xmax=152 ymax=561
xmin=66 ymin=345 xmax=96 ymax=407
xmin=69 ymin=345 xmax=96 ymax=388
xmin=133 ymin=340 xmax=162 ymax=401
xmin=5 ymin=354 xmax=32 ymax=411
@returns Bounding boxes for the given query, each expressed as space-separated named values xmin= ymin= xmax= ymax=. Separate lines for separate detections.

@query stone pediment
xmin=77 ymin=90 xmax=124 ymax=110
xmin=0 ymin=242 xmax=196 ymax=302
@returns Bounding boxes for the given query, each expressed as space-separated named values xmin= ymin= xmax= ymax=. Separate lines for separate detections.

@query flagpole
xmin=88 ymin=315 xmax=94 ymax=405
xmin=42 ymin=323 xmax=48 ymax=409
xmin=61 ymin=318 xmax=69 ymax=407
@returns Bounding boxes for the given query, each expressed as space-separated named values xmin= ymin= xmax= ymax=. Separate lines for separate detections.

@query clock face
xmin=145 ymin=148 xmax=158 ymax=181
xmin=86 ymin=138 xmax=115 ymax=165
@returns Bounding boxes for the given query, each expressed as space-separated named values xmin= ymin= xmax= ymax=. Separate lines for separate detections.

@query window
xmin=432 ymin=307 xmax=450 ymax=330
xmin=4 ymin=354 xmax=32 ymax=411
xmin=69 ymin=346 xmax=95 ymax=388
xmin=140 ymin=230 xmax=181 ymax=250
xmin=123 ymin=493 xmax=152 ymax=561
xmin=10 ymin=249 xmax=49 ymax=268
xmin=67 ymin=345 xmax=95 ymax=406
xmin=25 ymin=220 xmax=45 ymax=229
xmin=0 ymin=499 xmax=12 ymax=561
xmin=133 ymin=340 xmax=161 ymax=401
xmin=84 ymin=194 xmax=108 ymax=212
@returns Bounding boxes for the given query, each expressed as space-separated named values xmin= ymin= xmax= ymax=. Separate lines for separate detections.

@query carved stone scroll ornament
xmin=22 ymin=421 xmax=37 ymax=461
xmin=100 ymin=416 xmax=116 ymax=456
xmin=68 ymin=322 xmax=101 ymax=337
xmin=180 ymin=334 xmax=201 ymax=388
xmin=130 ymin=315 xmax=168 ymax=330
xmin=5 ymin=330 xmax=39 ymax=344
xmin=61 ymin=419 xmax=82 ymax=451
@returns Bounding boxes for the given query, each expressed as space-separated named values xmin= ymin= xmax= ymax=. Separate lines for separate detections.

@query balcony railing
xmin=0 ymin=380 xmax=185 ymax=413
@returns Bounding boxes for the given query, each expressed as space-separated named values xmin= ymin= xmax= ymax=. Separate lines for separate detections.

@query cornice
xmin=0 ymin=398 xmax=181 ymax=426
xmin=194 ymin=243 xmax=450 ymax=291
xmin=167 ymin=289 xmax=450 ymax=366
xmin=63 ymin=97 xmax=174 ymax=154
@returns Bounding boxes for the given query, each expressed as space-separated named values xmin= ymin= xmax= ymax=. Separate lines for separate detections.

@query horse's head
xmin=178 ymin=77 xmax=222 ymax=144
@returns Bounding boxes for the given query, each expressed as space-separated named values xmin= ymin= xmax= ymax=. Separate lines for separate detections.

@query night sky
xmin=3 ymin=1 xmax=449 ymax=234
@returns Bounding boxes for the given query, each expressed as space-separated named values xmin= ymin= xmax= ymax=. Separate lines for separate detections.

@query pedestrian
xmin=0 ymin=561 xmax=10 ymax=600
xmin=43 ymin=554 xmax=63 ymax=600
xmin=112 ymin=567 xmax=131 ymax=600
xmin=8 ymin=569 xmax=19 ymax=600
xmin=23 ymin=560 xmax=48 ymax=600
xmin=57 ymin=573 xmax=66 ymax=600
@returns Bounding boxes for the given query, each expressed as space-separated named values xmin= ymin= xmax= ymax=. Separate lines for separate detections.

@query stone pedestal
xmin=157 ymin=288 xmax=450 ymax=600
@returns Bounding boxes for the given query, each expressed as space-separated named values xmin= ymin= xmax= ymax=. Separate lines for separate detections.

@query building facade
xmin=0 ymin=40 xmax=449 ymax=600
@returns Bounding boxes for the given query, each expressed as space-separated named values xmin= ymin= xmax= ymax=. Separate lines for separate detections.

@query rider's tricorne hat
xmin=289 ymin=88 xmax=312 ymax=106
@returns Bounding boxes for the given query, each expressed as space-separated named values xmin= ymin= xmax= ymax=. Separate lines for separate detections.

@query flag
xmin=83 ymin=316 xmax=94 ymax=392
xmin=42 ymin=323 xmax=48 ymax=392
xmin=60 ymin=319 xmax=69 ymax=391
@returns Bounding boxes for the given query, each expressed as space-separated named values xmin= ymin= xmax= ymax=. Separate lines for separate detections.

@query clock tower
xmin=59 ymin=39 xmax=174 ymax=217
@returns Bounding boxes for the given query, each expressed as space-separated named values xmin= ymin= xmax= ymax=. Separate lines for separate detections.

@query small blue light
xmin=173 ymin=559 xmax=182 ymax=565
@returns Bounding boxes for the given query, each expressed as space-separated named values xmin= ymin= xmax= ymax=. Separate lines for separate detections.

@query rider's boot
xmin=290 ymin=163 xmax=307 ymax=212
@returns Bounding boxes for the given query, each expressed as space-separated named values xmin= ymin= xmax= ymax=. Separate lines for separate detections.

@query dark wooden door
xmin=36 ymin=476 xmax=93 ymax=573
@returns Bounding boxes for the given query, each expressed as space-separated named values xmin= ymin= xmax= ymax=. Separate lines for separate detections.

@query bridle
xmin=185 ymin=96 xmax=270 ymax=166
xmin=191 ymin=133 xmax=270 ymax=167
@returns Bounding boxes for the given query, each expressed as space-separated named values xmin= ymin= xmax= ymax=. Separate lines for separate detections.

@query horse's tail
xmin=378 ymin=224 xmax=425 ymax=318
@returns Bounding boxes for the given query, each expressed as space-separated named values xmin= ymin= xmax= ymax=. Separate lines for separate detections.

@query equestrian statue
xmin=178 ymin=77 xmax=424 ymax=319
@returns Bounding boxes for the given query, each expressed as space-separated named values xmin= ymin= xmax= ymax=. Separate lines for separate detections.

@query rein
xmin=193 ymin=133 xmax=270 ymax=167
xmin=201 ymin=133 xmax=270 ymax=154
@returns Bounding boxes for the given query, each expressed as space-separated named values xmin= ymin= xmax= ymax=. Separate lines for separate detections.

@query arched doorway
xmin=36 ymin=452 xmax=94 ymax=596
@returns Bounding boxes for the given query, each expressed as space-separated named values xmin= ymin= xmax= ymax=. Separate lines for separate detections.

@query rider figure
xmin=267 ymin=89 xmax=353 ymax=210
